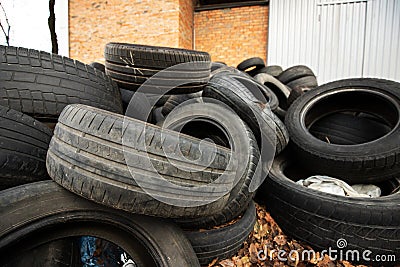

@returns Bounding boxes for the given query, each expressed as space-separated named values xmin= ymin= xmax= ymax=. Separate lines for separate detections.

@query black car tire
xmin=278 ymin=65 xmax=315 ymax=84
xmin=0 ymin=106 xmax=52 ymax=190
xmin=237 ymin=57 xmax=265 ymax=72
xmin=185 ymin=202 xmax=256 ymax=266
xmin=0 ymin=181 xmax=200 ymax=267
xmin=258 ymin=153 xmax=400 ymax=265
xmin=0 ymin=45 xmax=123 ymax=122
xmin=160 ymin=101 xmax=260 ymax=228
xmin=104 ymin=43 xmax=211 ymax=94
xmin=285 ymin=78 xmax=400 ymax=183
xmin=47 ymin=104 xmax=235 ymax=218
xmin=203 ymin=73 xmax=289 ymax=154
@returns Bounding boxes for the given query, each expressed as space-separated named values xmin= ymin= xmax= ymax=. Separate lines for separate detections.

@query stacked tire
xmin=1 ymin=43 xmax=399 ymax=267
xmin=235 ymin=58 xmax=319 ymax=120
xmin=257 ymin=78 xmax=400 ymax=265
xmin=1 ymin=44 xmax=286 ymax=266
xmin=0 ymin=45 xmax=206 ymax=266
xmin=104 ymin=43 xmax=211 ymax=114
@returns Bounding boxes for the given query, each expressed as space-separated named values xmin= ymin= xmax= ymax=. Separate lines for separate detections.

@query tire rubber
xmin=237 ymin=57 xmax=265 ymax=72
xmin=161 ymin=101 xmax=260 ymax=228
xmin=278 ymin=65 xmax=315 ymax=84
xmin=185 ymin=202 xmax=256 ymax=265
xmin=258 ymin=153 xmax=400 ymax=265
xmin=89 ymin=62 xmax=105 ymax=72
xmin=0 ymin=181 xmax=200 ymax=267
xmin=286 ymin=75 xmax=318 ymax=90
xmin=203 ymin=73 xmax=289 ymax=154
xmin=285 ymin=78 xmax=400 ymax=183
xmin=47 ymin=104 xmax=234 ymax=218
xmin=0 ymin=106 xmax=53 ymax=190
xmin=104 ymin=43 xmax=211 ymax=94
xmin=0 ymin=45 xmax=123 ymax=121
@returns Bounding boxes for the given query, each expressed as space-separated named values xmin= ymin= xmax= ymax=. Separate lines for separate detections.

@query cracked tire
xmin=258 ymin=153 xmax=400 ymax=265
xmin=46 ymin=104 xmax=234 ymax=218
xmin=0 ymin=181 xmax=200 ymax=267
xmin=0 ymin=45 xmax=123 ymax=122
xmin=285 ymin=78 xmax=400 ymax=183
xmin=104 ymin=43 xmax=211 ymax=94
xmin=0 ymin=106 xmax=52 ymax=190
xmin=184 ymin=202 xmax=256 ymax=266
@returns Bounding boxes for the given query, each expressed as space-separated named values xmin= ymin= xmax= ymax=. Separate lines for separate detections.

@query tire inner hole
xmin=305 ymin=90 xmax=398 ymax=145
xmin=180 ymin=120 xmax=231 ymax=149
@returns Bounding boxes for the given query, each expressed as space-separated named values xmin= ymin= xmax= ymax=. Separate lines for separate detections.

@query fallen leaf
xmin=208 ymin=257 xmax=218 ymax=267
xmin=219 ymin=259 xmax=235 ymax=267
xmin=317 ymin=255 xmax=336 ymax=267
xmin=273 ymin=235 xmax=287 ymax=246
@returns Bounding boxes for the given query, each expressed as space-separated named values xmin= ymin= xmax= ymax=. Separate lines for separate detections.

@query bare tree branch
xmin=48 ymin=0 xmax=58 ymax=54
xmin=0 ymin=2 xmax=10 ymax=46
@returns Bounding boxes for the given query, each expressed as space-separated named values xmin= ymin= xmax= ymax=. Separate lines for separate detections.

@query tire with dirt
xmin=237 ymin=57 xmax=265 ymax=72
xmin=0 ymin=181 xmax=200 ymax=267
xmin=120 ymin=88 xmax=170 ymax=113
xmin=89 ymin=62 xmax=105 ymax=72
xmin=211 ymin=66 xmax=242 ymax=77
xmin=0 ymin=106 xmax=52 ymax=190
xmin=254 ymin=73 xmax=291 ymax=113
xmin=2 ymin=238 xmax=79 ymax=267
xmin=0 ymin=45 xmax=123 ymax=122
xmin=210 ymin=72 xmax=279 ymax=111
xmin=161 ymin=92 xmax=202 ymax=116
xmin=286 ymin=86 xmax=304 ymax=107
xmin=151 ymin=106 xmax=165 ymax=125
xmin=263 ymin=65 xmax=283 ymax=77
xmin=258 ymin=153 xmax=400 ymax=265
xmin=309 ymin=112 xmax=392 ymax=145
xmin=285 ymin=78 xmax=400 ymax=183
xmin=203 ymin=73 xmax=289 ymax=154
xmin=211 ymin=62 xmax=227 ymax=72
xmin=104 ymin=43 xmax=211 ymax=94
xmin=46 ymin=104 xmax=236 ymax=218
xmin=248 ymin=65 xmax=284 ymax=77
xmin=160 ymin=101 xmax=260 ymax=228
xmin=278 ymin=65 xmax=315 ymax=84
xmin=286 ymin=75 xmax=318 ymax=90
xmin=184 ymin=202 xmax=256 ymax=265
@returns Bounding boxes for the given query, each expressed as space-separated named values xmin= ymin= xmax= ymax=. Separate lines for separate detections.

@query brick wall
xmin=179 ymin=0 xmax=194 ymax=49
xmin=69 ymin=0 xmax=181 ymax=63
xmin=194 ymin=5 xmax=268 ymax=67
xmin=69 ymin=1 xmax=268 ymax=66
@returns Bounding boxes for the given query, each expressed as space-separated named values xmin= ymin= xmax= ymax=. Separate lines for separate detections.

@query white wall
xmin=0 ymin=0 xmax=68 ymax=56
xmin=268 ymin=0 xmax=400 ymax=84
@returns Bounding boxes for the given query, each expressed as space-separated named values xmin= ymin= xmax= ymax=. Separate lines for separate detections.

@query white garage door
xmin=268 ymin=0 xmax=400 ymax=84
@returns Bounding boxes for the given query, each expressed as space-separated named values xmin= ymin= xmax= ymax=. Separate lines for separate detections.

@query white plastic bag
xmin=296 ymin=175 xmax=381 ymax=197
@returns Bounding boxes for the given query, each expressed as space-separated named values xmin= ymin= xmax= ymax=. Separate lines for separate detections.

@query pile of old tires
xmin=0 ymin=45 xmax=398 ymax=266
